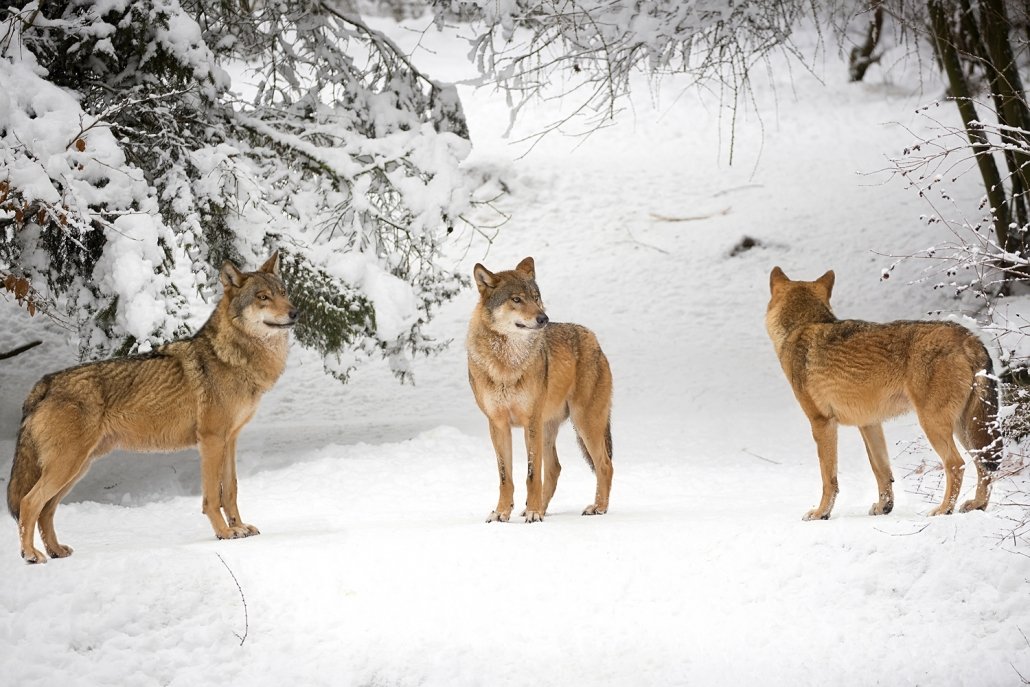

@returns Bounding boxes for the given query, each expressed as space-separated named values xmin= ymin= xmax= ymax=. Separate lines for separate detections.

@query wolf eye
xmin=511 ymin=296 xmax=522 ymax=303
xmin=258 ymin=293 xmax=270 ymax=301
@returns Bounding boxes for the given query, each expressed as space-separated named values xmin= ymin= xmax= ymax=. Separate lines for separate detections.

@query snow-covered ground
xmin=2 ymin=20 xmax=1029 ymax=687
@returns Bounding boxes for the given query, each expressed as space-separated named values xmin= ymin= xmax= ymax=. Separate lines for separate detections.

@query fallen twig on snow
xmin=217 ymin=553 xmax=249 ymax=646
xmin=649 ymin=207 xmax=730 ymax=222
xmin=873 ymin=523 xmax=931 ymax=537
xmin=741 ymin=448 xmax=780 ymax=465
xmin=712 ymin=184 xmax=763 ymax=197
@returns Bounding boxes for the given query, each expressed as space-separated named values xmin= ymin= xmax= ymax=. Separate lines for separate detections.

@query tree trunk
xmin=977 ymin=0 xmax=1030 ymax=256
xmin=849 ymin=1 xmax=884 ymax=82
xmin=958 ymin=0 xmax=1030 ymax=242
xmin=927 ymin=0 xmax=1011 ymax=248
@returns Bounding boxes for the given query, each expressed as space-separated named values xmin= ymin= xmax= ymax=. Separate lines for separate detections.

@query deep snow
xmin=2 ymin=19 xmax=1029 ymax=687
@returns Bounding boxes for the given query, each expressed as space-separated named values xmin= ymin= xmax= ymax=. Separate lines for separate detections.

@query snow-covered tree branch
xmin=0 ymin=0 xmax=478 ymax=380
xmin=434 ymin=0 xmax=813 ymax=144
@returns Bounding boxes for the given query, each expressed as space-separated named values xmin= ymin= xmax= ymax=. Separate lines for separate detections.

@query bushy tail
xmin=961 ymin=353 xmax=1003 ymax=472
xmin=576 ymin=419 xmax=613 ymax=473
xmin=8 ymin=427 xmax=41 ymax=520
xmin=8 ymin=382 xmax=47 ymax=520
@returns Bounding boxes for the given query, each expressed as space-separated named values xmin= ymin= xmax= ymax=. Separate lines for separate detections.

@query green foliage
xmin=278 ymin=252 xmax=377 ymax=381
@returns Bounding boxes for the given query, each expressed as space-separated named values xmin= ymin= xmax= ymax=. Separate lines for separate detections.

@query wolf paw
xmin=958 ymin=499 xmax=987 ymax=513
xmin=524 ymin=510 xmax=544 ymax=523
xmin=582 ymin=504 xmax=607 ymax=516
xmin=217 ymin=525 xmax=260 ymax=540
xmin=22 ymin=547 xmax=47 ymax=564
xmin=486 ymin=510 xmax=510 ymax=523
xmin=928 ymin=504 xmax=954 ymax=517
xmin=802 ymin=508 xmax=830 ymax=521
xmin=868 ymin=501 xmax=894 ymax=516
xmin=45 ymin=543 xmax=74 ymax=558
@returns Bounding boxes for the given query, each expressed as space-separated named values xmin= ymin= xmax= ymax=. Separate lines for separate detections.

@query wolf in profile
xmin=467 ymin=257 xmax=614 ymax=523
xmin=765 ymin=266 xmax=1001 ymax=520
xmin=8 ymin=252 xmax=297 ymax=563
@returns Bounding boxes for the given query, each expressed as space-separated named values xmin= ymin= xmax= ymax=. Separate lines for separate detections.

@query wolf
xmin=8 ymin=252 xmax=298 ymax=563
xmin=765 ymin=266 xmax=1001 ymax=520
xmin=467 ymin=257 xmax=614 ymax=523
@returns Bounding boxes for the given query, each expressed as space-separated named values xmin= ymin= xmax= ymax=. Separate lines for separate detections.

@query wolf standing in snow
xmin=467 ymin=257 xmax=614 ymax=523
xmin=8 ymin=253 xmax=297 ymax=563
xmin=765 ymin=266 xmax=1001 ymax=521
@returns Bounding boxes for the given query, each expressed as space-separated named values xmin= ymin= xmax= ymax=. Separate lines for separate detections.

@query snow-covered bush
xmin=0 ymin=0 xmax=476 ymax=380
xmin=888 ymin=108 xmax=1030 ymax=440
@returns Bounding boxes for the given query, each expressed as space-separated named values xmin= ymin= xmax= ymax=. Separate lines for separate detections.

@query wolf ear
xmin=220 ymin=261 xmax=245 ymax=289
xmin=515 ymin=256 xmax=535 ymax=278
xmin=259 ymin=251 xmax=281 ymax=276
xmin=816 ymin=270 xmax=835 ymax=297
xmin=769 ymin=266 xmax=788 ymax=292
xmin=473 ymin=263 xmax=497 ymax=293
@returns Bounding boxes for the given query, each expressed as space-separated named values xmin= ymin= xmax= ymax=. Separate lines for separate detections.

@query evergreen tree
xmin=0 ymin=0 xmax=474 ymax=380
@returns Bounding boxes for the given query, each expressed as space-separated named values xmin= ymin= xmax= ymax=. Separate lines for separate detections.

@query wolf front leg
xmin=523 ymin=417 xmax=545 ymax=523
xmin=859 ymin=424 xmax=894 ymax=515
xmin=199 ymin=422 xmax=254 ymax=540
xmin=220 ymin=430 xmax=260 ymax=537
xmin=804 ymin=415 xmax=840 ymax=521
xmin=486 ymin=417 xmax=515 ymax=522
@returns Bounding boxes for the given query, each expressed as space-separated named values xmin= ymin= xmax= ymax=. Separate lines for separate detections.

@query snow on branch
xmin=1 ymin=0 xmax=489 ymax=380
xmin=435 ymin=0 xmax=813 ymax=145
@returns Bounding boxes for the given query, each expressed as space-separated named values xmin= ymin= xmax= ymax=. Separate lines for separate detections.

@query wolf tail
xmin=7 ymin=383 xmax=47 ymax=520
xmin=575 ymin=418 xmax=613 ymax=473
xmin=960 ymin=349 xmax=1003 ymax=475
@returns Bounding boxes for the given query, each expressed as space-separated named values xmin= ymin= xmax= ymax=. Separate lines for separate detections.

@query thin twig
xmin=741 ymin=448 xmax=781 ymax=465
xmin=711 ymin=184 xmax=763 ymax=197
xmin=618 ymin=227 xmax=669 ymax=254
xmin=873 ymin=523 xmax=931 ymax=536
xmin=1015 ymin=629 xmax=1030 ymax=683
xmin=649 ymin=208 xmax=731 ymax=223
xmin=216 ymin=553 xmax=249 ymax=646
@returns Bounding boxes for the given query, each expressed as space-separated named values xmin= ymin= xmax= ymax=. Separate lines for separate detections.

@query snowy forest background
xmin=3 ymin=1 xmax=1030 ymax=684
xmin=4 ymin=1 xmax=1030 ymax=388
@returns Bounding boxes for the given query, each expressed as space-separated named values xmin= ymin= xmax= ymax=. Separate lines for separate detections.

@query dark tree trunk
xmin=977 ymin=0 xmax=1030 ymax=256
xmin=927 ymin=0 xmax=1012 ymax=248
xmin=849 ymin=1 xmax=884 ymax=82
xmin=0 ymin=340 xmax=41 ymax=360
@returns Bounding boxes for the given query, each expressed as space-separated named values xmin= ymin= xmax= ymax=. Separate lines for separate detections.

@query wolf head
xmin=473 ymin=257 xmax=550 ymax=335
xmin=220 ymin=252 xmax=299 ymax=337
xmin=766 ymin=266 xmax=836 ymax=344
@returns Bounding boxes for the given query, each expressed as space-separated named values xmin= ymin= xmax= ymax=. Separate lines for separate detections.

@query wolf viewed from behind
xmin=8 ymin=252 xmax=297 ymax=563
xmin=765 ymin=266 xmax=1001 ymax=521
xmin=467 ymin=257 xmax=614 ymax=523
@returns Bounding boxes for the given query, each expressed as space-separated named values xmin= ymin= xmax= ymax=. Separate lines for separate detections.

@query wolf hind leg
xmin=38 ymin=483 xmax=79 ymax=559
xmin=957 ymin=433 xmax=999 ymax=513
xmin=20 ymin=447 xmax=93 ymax=564
xmin=859 ymin=424 xmax=894 ymax=515
xmin=918 ymin=413 xmax=966 ymax=516
xmin=572 ymin=412 xmax=612 ymax=516
xmin=540 ymin=419 xmax=563 ymax=514
xmin=38 ymin=437 xmax=112 ymax=559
